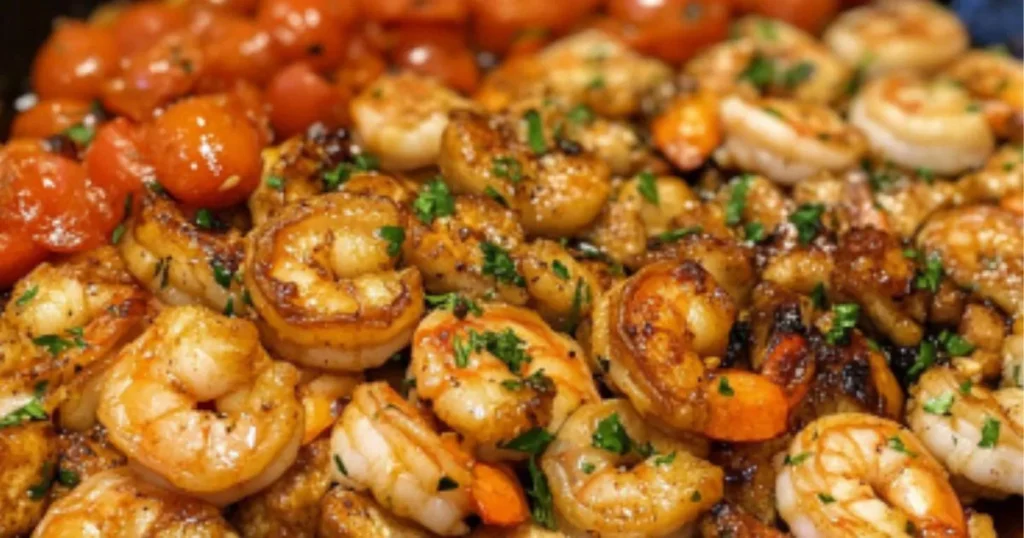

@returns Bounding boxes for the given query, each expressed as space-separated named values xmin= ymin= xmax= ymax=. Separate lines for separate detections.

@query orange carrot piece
xmin=471 ymin=462 xmax=529 ymax=527
xmin=703 ymin=369 xmax=788 ymax=442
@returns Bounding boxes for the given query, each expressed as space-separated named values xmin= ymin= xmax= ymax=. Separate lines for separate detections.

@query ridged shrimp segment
xmin=906 ymin=367 xmax=1023 ymax=497
xmin=244 ymin=192 xmax=425 ymax=372
xmin=352 ymin=72 xmax=473 ymax=171
xmin=824 ymin=0 xmax=968 ymax=75
xmin=97 ymin=306 xmax=304 ymax=505
xmin=849 ymin=73 xmax=994 ymax=175
xmin=330 ymin=382 xmax=475 ymax=536
xmin=540 ymin=400 xmax=724 ymax=537
xmin=410 ymin=304 xmax=599 ymax=456
xmin=776 ymin=413 xmax=966 ymax=538
xmin=718 ymin=95 xmax=866 ymax=184
xmin=943 ymin=50 xmax=1024 ymax=140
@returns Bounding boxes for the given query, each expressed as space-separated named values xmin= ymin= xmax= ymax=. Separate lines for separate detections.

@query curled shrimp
xmin=651 ymin=86 xmax=721 ymax=172
xmin=824 ymin=0 xmax=968 ymax=76
xmin=906 ymin=366 xmax=1023 ymax=498
xmin=954 ymin=144 xmax=1024 ymax=208
xmin=439 ymin=109 xmax=612 ymax=237
xmin=410 ymin=304 xmax=599 ymax=457
xmin=118 ymin=192 xmax=247 ymax=316
xmin=351 ymin=72 xmax=473 ymax=171
xmin=516 ymin=239 xmax=602 ymax=329
xmin=916 ymin=206 xmax=1023 ymax=315
xmin=329 ymin=382 xmax=476 ymax=535
xmin=297 ymin=370 xmax=362 ymax=445
xmin=244 ymin=192 xmax=425 ymax=372
xmin=849 ymin=73 xmax=994 ymax=175
xmin=97 ymin=306 xmax=304 ymax=505
xmin=591 ymin=260 xmax=788 ymax=441
xmin=944 ymin=50 xmax=1024 ymax=140
xmin=776 ymin=412 xmax=966 ymax=538
xmin=540 ymin=399 xmax=724 ymax=537
xmin=32 ymin=468 xmax=238 ymax=538
xmin=717 ymin=95 xmax=867 ymax=184
xmin=0 ymin=422 xmax=56 ymax=536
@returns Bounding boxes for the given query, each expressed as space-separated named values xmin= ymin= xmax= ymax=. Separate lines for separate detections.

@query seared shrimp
xmin=540 ymin=399 xmax=724 ymax=537
xmin=351 ymin=72 xmax=473 ymax=171
xmin=651 ymin=87 xmax=721 ymax=172
xmin=954 ymin=144 xmax=1024 ymax=208
xmin=916 ymin=206 xmax=1023 ymax=314
xmin=849 ymin=73 xmax=994 ymax=175
xmin=591 ymin=260 xmax=788 ymax=441
xmin=330 ymin=382 xmax=476 ymax=535
xmin=0 ymin=423 xmax=56 ymax=536
xmin=944 ymin=50 xmax=1024 ymax=140
xmin=319 ymin=488 xmax=433 ymax=538
xmin=297 ymin=370 xmax=362 ymax=444
xmin=824 ymin=0 xmax=968 ymax=76
xmin=410 ymin=304 xmax=599 ymax=457
xmin=244 ymin=192 xmax=425 ymax=372
xmin=118 ymin=192 xmax=247 ymax=316
xmin=97 ymin=306 xmax=304 ymax=505
xmin=906 ymin=366 xmax=1023 ymax=498
xmin=439 ymin=109 xmax=612 ymax=237
xmin=516 ymin=240 xmax=602 ymax=329
xmin=776 ymin=413 xmax=966 ymax=538
xmin=717 ymin=95 xmax=867 ymax=184
xmin=32 ymin=468 xmax=238 ymax=538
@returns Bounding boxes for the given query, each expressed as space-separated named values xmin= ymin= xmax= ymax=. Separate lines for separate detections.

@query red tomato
xmin=86 ymin=118 xmax=152 ymax=202
xmin=332 ymin=31 xmax=388 ymax=96
xmin=256 ymin=0 xmax=356 ymax=71
xmin=101 ymin=32 xmax=205 ymax=121
xmin=0 ymin=224 xmax=48 ymax=288
xmin=360 ymin=0 xmax=468 ymax=23
xmin=189 ymin=0 xmax=260 ymax=13
xmin=196 ymin=13 xmax=281 ymax=91
xmin=266 ymin=62 xmax=349 ymax=138
xmin=600 ymin=0 xmax=731 ymax=63
xmin=112 ymin=1 xmax=189 ymax=56
xmin=31 ymin=21 xmax=119 ymax=100
xmin=144 ymin=96 xmax=263 ymax=208
xmin=469 ymin=0 xmax=598 ymax=52
xmin=737 ymin=0 xmax=838 ymax=33
xmin=11 ymin=99 xmax=92 ymax=139
xmin=390 ymin=24 xmax=479 ymax=93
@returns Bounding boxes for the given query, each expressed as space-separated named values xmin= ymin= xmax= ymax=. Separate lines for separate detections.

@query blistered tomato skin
xmin=736 ymin=0 xmax=839 ymax=32
xmin=469 ymin=0 xmax=597 ymax=52
xmin=144 ymin=96 xmax=263 ymax=208
xmin=196 ymin=13 xmax=281 ymax=91
xmin=256 ymin=0 xmax=355 ymax=71
xmin=11 ymin=99 xmax=92 ymax=139
xmin=31 ymin=21 xmax=119 ymax=100
xmin=266 ymin=62 xmax=349 ymax=139
xmin=0 ymin=225 xmax=48 ymax=288
xmin=390 ymin=24 xmax=480 ymax=94
xmin=101 ymin=33 xmax=205 ymax=121
xmin=86 ymin=118 xmax=151 ymax=203
xmin=600 ymin=0 xmax=731 ymax=63
xmin=359 ymin=0 xmax=469 ymax=23
xmin=111 ymin=1 xmax=188 ymax=56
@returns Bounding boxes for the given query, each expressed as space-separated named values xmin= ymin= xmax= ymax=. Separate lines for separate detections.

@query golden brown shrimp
xmin=944 ymin=50 xmax=1024 ymax=140
xmin=97 ymin=306 xmax=304 ymax=505
xmin=591 ymin=260 xmax=788 ymax=441
xmin=351 ymin=72 xmax=474 ymax=171
xmin=439 ymin=109 xmax=612 ymax=237
xmin=849 ymin=73 xmax=995 ymax=175
xmin=244 ymin=192 xmax=425 ymax=372
xmin=540 ymin=399 xmax=724 ymax=537
xmin=51 ymin=425 xmax=127 ymax=504
xmin=651 ymin=86 xmax=721 ymax=172
xmin=319 ymin=488 xmax=433 ymax=538
xmin=717 ymin=95 xmax=867 ymax=184
xmin=297 ymin=369 xmax=362 ymax=445
xmin=118 ymin=192 xmax=247 ymax=316
xmin=906 ymin=366 xmax=1023 ymax=498
xmin=32 ymin=468 xmax=238 ymax=538
xmin=410 ymin=304 xmax=599 ymax=458
xmin=0 ymin=422 xmax=56 ymax=537
xmin=639 ymin=234 xmax=758 ymax=308
xmin=713 ymin=173 xmax=794 ymax=234
xmin=954 ymin=144 xmax=1024 ymax=208
xmin=824 ymin=0 xmax=968 ymax=76
xmin=916 ymin=206 xmax=1023 ymax=315
xmin=516 ymin=239 xmax=602 ymax=329
xmin=776 ymin=413 xmax=966 ymax=538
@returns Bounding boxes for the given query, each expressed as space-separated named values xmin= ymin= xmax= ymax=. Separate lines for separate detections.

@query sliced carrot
xmin=471 ymin=462 xmax=529 ymax=527
xmin=703 ymin=369 xmax=788 ymax=442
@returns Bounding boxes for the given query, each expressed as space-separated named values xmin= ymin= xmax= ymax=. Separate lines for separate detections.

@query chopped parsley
xmin=907 ymin=340 xmax=937 ymax=380
xmin=425 ymin=293 xmax=482 ymax=318
xmin=437 ymin=476 xmax=459 ymax=491
xmin=564 ymin=277 xmax=592 ymax=333
xmin=480 ymin=242 xmax=525 ymax=286
xmin=783 ymin=62 xmax=815 ymax=89
xmin=586 ymin=75 xmax=606 ymax=90
xmin=524 ymin=109 xmax=547 ymax=155
xmin=334 ymin=454 xmax=347 ymax=476
xmin=938 ymin=330 xmax=974 ymax=357
xmin=784 ymin=452 xmax=812 ymax=466
xmin=655 ymin=226 xmax=703 ymax=244
xmin=64 ymin=124 xmax=95 ymax=146
xmin=376 ymin=226 xmax=405 ymax=257
xmin=567 ymin=103 xmax=595 ymax=125
xmin=483 ymin=185 xmax=508 ymax=206
xmin=57 ymin=467 xmax=79 ymax=487
xmin=789 ymin=203 xmax=825 ymax=245
xmin=501 ymin=427 xmax=554 ymax=455
xmin=592 ymin=412 xmax=632 ymax=455
xmin=959 ymin=379 xmax=973 ymax=395
xmin=551 ymin=260 xmax=570 ymax=280
xmin=725 ymin=174 xmax=753 ymax=226
xmin=744 ymin=221 xmax=766 ymax=243
xmin=922 ymin=392 xmax=955 ymax=416
xmin=825 ymin=303 xmax=859 ymax=346
xmin=210 ymin=260 xmax=233 ymax=289
xmin=580 ymin=461 xmax=596 ymax=474
xmin=453 ymin=334 xmax=473 ymax=368
xmin=33 ymin=330 xmax=87 ymax=357
xmin=492 ymin=156 xmax=523 ymax=182
xmin=654 ymin=451 xmax=677 ymax=466
xmin=738 ymin=53 xmax=776 ymax=90
xmin=636 ymin=171 xmax=659 ymax=205
xmin=914 ymin=255 xmax=944 ymax=293
xmin=414 ymin=179 xmax=456 ymax=224
xmin=0 ymin=382 xmax=49 ymax=429
xmin=110 ymin=193 xmax=134 ymax=245
xmin=222 ymin=296 xmax=235 ymax=317
xmin=15 ymin=285 xmax=39 ymax=307
xmin=194 ymin=208 xmax=218 ymax=230
xmin=886 ymin=436 xmax=916 ymax=457
xmin=265 ymin=175 xmax=285 ymax=191
xmin=690 ymin=491 xmax=702 ymax=502
xmin=979 ymin=417 xmax=1000 ymax=448
xmin=717 ymin=376 xmax=735 ymax=397
xmin=460 ymin=328 xmax=532 ymax=374
xmin=527 ymin=456 xmax=555 ymax=529
xmin=818 ymin=493 xmax=836 ymax=504
xmin=811 ymin=282 xmax=827 ymax=309
xmin=916 ymin=167 xmax=935 ymax=184
xmin=756 ymin=18 xmax=777 ymax=40
xmin=27 ymin=462 xmax=55 ymax=501
xmin=322 ymin=154 xmax=379 ymax=191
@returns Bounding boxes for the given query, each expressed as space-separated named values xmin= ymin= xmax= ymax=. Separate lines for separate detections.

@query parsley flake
xmin=923 ymin=392 xmax=955 ymax=416
xmin=789 ymin=203 xmax=825 ymax=245
xmin=636 ymin=171 xmax=659 ymax=205
xmin=979 ymin=417 xmax=1000 ymax=448
xmin=481 ymin=242 xmax=525 ymax=286
xmin=524 ymin=109 xmax=547 ymax=155
xmin=376 ymin=225 xmax=405 ymax=257
xmin=414 ymin=179 xmax=456 ymax=224
xmin=501 ymin=427 xmax=554 ymax=455
xmin=592 ymin=412 xmax=632 ymax=455
xmin=825 ymin=303 xmax=859 ymax=345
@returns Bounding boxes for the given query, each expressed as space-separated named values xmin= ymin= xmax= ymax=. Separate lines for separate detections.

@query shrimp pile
xmin=2 ymin=1 xmax=1023 ymax=536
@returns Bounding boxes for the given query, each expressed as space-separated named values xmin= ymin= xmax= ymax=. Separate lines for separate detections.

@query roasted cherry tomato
xmin=469 ymin=0 xmax=597 ymax=52
xmin=143 ymin=96 xmax=263 ymax=208
xmin=332 ymin=32 xmax=388 ymax=97
xmin=189 ymin=0 xmax=260 ymax=13
xmin=31 ymin=21 xmax=119 ymax=100
xmin=359 ymin=0 xmax=468 ymax=23
xmin=101 ymin=32 xmax=205 ymax=121
xmin=197 ymin=12 xmax=281 ymax=91
xmin=735 ymin=0 xmax=839 ymax=33
xmin=257 ymin=0 xmax=356 ymax=71
xmin=600 ymin=0 xmax=731 ymax=63
xmin=0 ymin=223 xmax=48 ymax=288
xmin=85 ymin=118 xmax=151 ymax=203
xmin=111 ymin=1 xmax=188 ymax=56
xmin=266 ymin=62 xmax=349 ymax=138
xmin=390 ymin=24 xmax=479 ymax=93
xmin=11 ymin=99 xmax=92 ymax=139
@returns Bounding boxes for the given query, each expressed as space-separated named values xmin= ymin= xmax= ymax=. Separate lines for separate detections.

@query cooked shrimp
xmin=297 ymin=370 xmax=362 ymax=444
xmin=717 ymin=95 xmax=867 ymax=184
xmin=244 ymin=192 xmax=425 ymax=372
xmin=0 ymin=247 xmax=147 ymax=429
xmin=906 ymin=366 xmax=1023 ymax=498
xmin=849 ymin=73 xmax=995 ymax=175
xmin=516 ymin=240 xmax=602 ymax=329
xmin=916 ymin=206 xmax=1023 ymax=315
xmin=0 ymin=422 xmax=56 ymax=537
xmin=651 ymin=87 xmax=721 ymax=172
xmin=32 ymin=468 xmax=238 ymax=538
xmin=97 ymin=306 xmax=304 ymax=505
xmin=118 ymin=192 xmax=247 ymax=316
xmin=824 ymin=0 xmax=968 ymax=76
xmin=713 ymin=173 xmax=794 ymax=233
xmin=351 ymin=72 xmax=473 ymax=171
xmin=405 ymin=192 xmax=529 ymax=306
xmin=329 ymin=382 xmax=476 ymax=535
xmin=439 ymin=109 xmax=612 ymax=237
xmin=954 ymin=144 xmax=1024 ymax=207
xmin=540 ymin=399 xmax=724 ymax=537
xmin=639 ymin=234 xmax=758 ymax=308
xmin=591 ymin=260 xmax=788 ymax=440
xmin=944 ymin=50 xmax=1024 ymax=140
xmin=52 ymin=425 xmax=127 ymax=503
xmin=410 ymin=304 xmax=599 ymax=457
xmin=776 ymin=413 xmax=966 ymax=538
xmin=319 ymin=488 xmax=433 ymax=538
xmin=1002 ymin=328 xmax=1023 ymax=389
